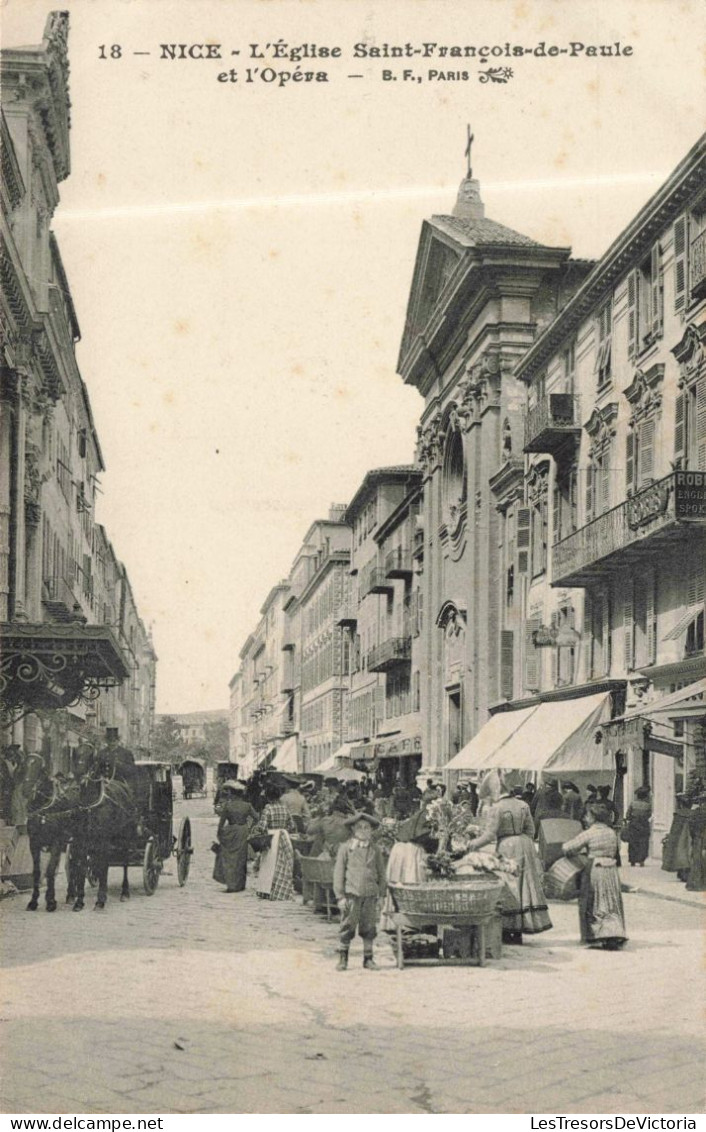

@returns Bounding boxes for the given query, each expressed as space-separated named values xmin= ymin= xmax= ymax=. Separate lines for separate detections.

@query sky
xmin=3 ymin=0 xmax=704 ymax=714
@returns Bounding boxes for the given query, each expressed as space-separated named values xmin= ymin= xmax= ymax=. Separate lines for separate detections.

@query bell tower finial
xmin=453 ymin=124 xmax=484 ymax=221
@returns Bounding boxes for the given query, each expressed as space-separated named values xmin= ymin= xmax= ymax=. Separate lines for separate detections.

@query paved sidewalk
xmin=1 ymin=798 xmax=704 ymax=1115
xmin=621 ymin=859 xmax=704 ymax=908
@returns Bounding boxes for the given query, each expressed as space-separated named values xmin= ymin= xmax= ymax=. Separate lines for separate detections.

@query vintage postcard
xmin=1 ymin=0 xmax=704 ymax=1119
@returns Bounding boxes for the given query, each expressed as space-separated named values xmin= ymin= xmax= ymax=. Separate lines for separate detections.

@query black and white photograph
xmin=0 ymin=0 xmax=704 ymax=1118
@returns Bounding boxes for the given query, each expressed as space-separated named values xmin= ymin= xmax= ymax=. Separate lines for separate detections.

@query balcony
xmin=552 ymin=470 xmax=706 ymax=587
xmin=385 ymin=547 xmax=413 ymax=578
xmin=335 ymin=602 xmax=358 ymax=628
xmin=691 ymin=230 xmax=706 ymax=300
xmin=524 ymin=393 xmax=581 ymax=455
xmin=359 ymin=566 xmax=393 ymax=600
xmin=367 ymin=636 xmax=412 ymax=672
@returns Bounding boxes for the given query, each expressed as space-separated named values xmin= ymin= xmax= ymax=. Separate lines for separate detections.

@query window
xmin=586 ymin=448 xmax=612 ymax=522
xmin=627 ymin=244 xmax=663 ymax=358
xmin=675 ymin=376 xmax=706 ymax=471
xmin=552 ymin=462 xmax=578 ymax=542
xmin=674 ymin=208 xmax=706 ymax=311
xmin=550 ymin=606 xmax=577 ymax=687
xmin=585 ymin=589 xmax=611 ymax=678
xmin=527 ymin=464 xmax=549 ymax=578
xmin=562 ymin=340 xmax=576 ymax=394
xmin=595 ymin=302 xmax=612 ymax=388
xmin=634 ymin=569 xmax=657 ymax=668
xmin=626 ymin=418 xmax=656 ymax=493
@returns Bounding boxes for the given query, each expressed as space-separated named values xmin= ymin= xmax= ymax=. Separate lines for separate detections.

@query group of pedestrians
xmin=211 ymin=768 xmax=639 ymax=965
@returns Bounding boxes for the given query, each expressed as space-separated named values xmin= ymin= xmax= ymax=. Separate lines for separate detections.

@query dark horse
xmin=26 ymin=763 xmax=80 ymax=913
xmin=69 ymin=776 xmax=140 ymax=911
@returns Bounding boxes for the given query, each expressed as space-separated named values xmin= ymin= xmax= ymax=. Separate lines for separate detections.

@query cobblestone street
xmin=1 ymin=797 xmax=704 ymax=1116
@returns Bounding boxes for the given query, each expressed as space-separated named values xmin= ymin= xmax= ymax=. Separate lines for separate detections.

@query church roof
xmin=432 ymin=213 xmax=541 ymax=248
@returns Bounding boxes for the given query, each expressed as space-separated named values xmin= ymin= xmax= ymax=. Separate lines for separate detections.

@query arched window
xmin=443 ymin=428 xmax=467 ymax=532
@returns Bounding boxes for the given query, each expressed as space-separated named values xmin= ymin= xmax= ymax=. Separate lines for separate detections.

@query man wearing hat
xmin=333 ymin=812 xmax=386 ymax=970
xmin=213 ymin=780 xmax=258 ymax=893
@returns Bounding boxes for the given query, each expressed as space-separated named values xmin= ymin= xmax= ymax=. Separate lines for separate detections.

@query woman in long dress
xmin=624 ymin=786 xmax=652 ymax=866
xmin=213 ymin=780 xmax=258 ymax=892
xmin=466 ymin=781 xmax=552 ymax=943
xmin=253 ymin=781 xmax=296 ymax=901
xmin=562 ymin=802 xmax=628 ymax=949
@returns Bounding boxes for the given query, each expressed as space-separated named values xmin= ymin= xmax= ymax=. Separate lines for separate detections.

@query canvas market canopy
xmin=444 ymin=692 xmax=612 ymax=775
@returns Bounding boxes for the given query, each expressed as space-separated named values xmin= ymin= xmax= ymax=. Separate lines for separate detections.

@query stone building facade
xmin=342 ymin=467 xmax=423 ymax=788
xmin=515 ymin=134 xmax=706 ymax=851
xmin=396 ymin=167 xmax=592 ymax=769
xmin=1 ymin=14 xmax=156 ymax=771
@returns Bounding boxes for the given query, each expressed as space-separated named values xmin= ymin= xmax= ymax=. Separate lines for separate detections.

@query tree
xmin=151 ymin=716 xmax=189 ymax=767
xmin=195 ymin=719 xmax=230 ymax=766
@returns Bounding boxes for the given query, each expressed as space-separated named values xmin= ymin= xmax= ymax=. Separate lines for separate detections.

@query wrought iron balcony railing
xmin=551 ymin=470 xmax=706 ymax=587
xmin=524 ymin=393 xmax=581 ymax=454
xmin=367 ymin=636 xmax=412 ymax=672
xmin=385 ymin=547 xmax=413 ymax=578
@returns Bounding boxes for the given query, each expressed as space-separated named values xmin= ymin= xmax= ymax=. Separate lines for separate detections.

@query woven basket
xmin=300 ymin=857 xmax=335 ymax=885
xmin=390 ymin=875 xmax=504 ymax=916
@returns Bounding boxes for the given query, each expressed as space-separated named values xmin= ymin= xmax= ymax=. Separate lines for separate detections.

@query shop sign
xmin=602 ymin=716 xmax=647 ymax=757
xmin=532 ymin=624 xmax=581 ymax=648
xmin=627 ymin=480 xmax=671 ymax=529
xmin=674 ymin=471 xmax=706 ymax=521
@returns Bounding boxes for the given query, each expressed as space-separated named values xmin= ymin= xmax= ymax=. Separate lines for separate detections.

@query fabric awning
xmin=444 ymin=703 xmax=539 ymax=771
xmin=544 ymin=695 xmax=613 ymax=773
xmin=271 ymin=735 xmax=298 ymax=772
xmin=485 ymin=692 xmax=611 ymax=772
xmin=316 ymin=744 xmax=353 ymax=773
xmin=635 ymin=678 xmax=706 ymax=720
xmin=445 ymin=692 xmax=612 ymax=773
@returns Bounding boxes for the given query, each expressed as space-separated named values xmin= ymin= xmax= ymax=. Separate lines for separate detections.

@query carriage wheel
xmin=176 ymin=817 xmax=192 ymax=887
xmin=143 ymin=839 xmax=161 ymax=895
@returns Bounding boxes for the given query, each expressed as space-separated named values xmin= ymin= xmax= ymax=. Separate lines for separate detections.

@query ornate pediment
xmin=399 ymin=222 xmax=466 ymax=374
xmin=585 ymin=402 xmax=618 ymax=457
xmin=623 ymin=364 xmax=664 ymax=425
xmin=672 ymin=322 xmax=706 ymax=384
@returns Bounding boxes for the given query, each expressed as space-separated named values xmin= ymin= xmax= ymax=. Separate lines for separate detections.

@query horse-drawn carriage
xmin=179 ymin=757 xmax=207 ymax=800
xmin=63 ymin=761 xmax=193 ymax=909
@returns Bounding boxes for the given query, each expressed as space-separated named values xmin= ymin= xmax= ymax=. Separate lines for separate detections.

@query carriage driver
xmin=97 ymin=728 xmax=136 ymax=784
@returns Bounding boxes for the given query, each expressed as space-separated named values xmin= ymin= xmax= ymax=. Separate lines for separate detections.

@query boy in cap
xmin=333 ymin=812 xmax=386 ymax=970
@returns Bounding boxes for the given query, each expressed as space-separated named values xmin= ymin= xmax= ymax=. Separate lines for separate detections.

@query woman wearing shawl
xmin=253 ymin=779 xmax=297 ymax=901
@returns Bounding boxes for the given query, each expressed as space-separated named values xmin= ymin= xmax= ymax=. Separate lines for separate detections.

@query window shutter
xmin=373 ymin=685 xmax=385 ymax=730
xmin=601 ymin=456 xmax=611 ymax=514
xmin=651 ymin=243 xmax=663 ymax=336
xmin=639 ymin=417 xmax=656 ymax=485
xmin=517 ymin=507 xmax=531 ymax=573
xmin=552 ymin=482 xmax=561 ymax=543
xmin=524 ymin=617 xmax=541 ymax=692
xmin=674 ymin=216 xmax=687 ymax=312
xmin=627 ymin=270 xmax=637 ymax=358
xmin=696 ymin=377 xmax=706 ymax=472
xmin=646 ymin=569 xmax=656 ymax=665
xmin=623 ymin=583 xmax=634 ymax=672
xmin=674 ymin=391 xmax=686 ymax=469
xmin=583 ymin=593 xmax=593 ymax=679
xmin=626 ymin=430 xmax=635 ymax=495
xmin=500 ymin=629 xmax=514 ymax=700
xmin=585 ymin=465 xmax=594 ymax=523
xmin=550 ymin=611 xmax=559 ymax=686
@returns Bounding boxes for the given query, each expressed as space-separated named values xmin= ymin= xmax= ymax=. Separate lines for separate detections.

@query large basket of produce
xmin=389 ymin=874 xmax=504 ymax=916
xmin=300 ymin=856 xmax=335 ymax=886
